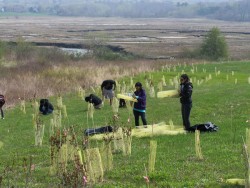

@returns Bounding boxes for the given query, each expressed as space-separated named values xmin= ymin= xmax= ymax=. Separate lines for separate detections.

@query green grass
xmin=0 ymin=61 xmax=250 ymax=187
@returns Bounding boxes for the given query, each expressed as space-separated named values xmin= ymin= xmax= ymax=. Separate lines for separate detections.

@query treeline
xmin=0 ymin=0 xmax=250 ymax=21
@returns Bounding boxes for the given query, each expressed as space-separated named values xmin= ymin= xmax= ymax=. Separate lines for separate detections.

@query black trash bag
xmin=189 ymin=122 xmax=218 ymax=132
xmin=84 ymin=125 xmax=113 ymax=136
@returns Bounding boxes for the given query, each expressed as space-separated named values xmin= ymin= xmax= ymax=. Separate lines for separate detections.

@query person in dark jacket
xmin=132 ymin=82 xmax=147 ymax=128
xmin=101 ymin=79 xmax=116 ymax=106
xmin=85 ymin=94 xmax=103 ymax=109
xmin=179 ymin=74 xmax=193 ymax=131
xmin=39 ymin=99 xmax=54 ymax=115
xmin=0 ymin=94 xmax=5 ymax=119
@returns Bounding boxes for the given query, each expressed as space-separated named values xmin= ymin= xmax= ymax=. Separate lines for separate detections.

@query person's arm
xmin=137 ymin=90 xmax=146 ymax=102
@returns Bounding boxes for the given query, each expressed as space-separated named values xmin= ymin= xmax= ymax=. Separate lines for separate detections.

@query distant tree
xmin=200 ymin=27 xmax=228 ymax=60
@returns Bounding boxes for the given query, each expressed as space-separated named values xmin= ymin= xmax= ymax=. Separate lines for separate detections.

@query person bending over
xmin=39 ymin=99 xmax=54 ymax=115
xmin=101 ymin=79 xmax=116 ymax=106
xmin=85 ymin=94 xmax=103 ymax=109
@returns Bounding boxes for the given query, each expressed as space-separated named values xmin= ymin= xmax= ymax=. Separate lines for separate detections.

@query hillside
xmin=0 ymin=61 xmax=249 ymax=187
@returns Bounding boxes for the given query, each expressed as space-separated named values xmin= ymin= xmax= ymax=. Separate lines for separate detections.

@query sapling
xmin=130 ymin=77 xmax=134 ymax=88
xmin=169 ymin=119 xmax=174 ymax=130
xmin=149 ymin=85 xmax=155 ymax=98
xmin=143 ymin=164 xmax=150 ymax=188
xmin=116 ymin=82 xmax=121 ymax=93
xmin=100 ymin=140 xmax=113 ymax=171
xmin=195 ymin=130 xmax=203 ymax=160
xmin=157 ymin=81 xmax=163 ymax=92
xmin=113 ymin=127 xmax=125 ymax=153
xmin=122 ymin=127 xmax=132 ymax=156
xmin=78 ymin=87 xmax=85 ymax=99
xmin=112 ymin=97 xmax=119 ymax=115
xmin=57 ymin=96 xmax=63 ymax=110
xmin=244 ymin=131 xmax=250 ymax=187
xmin=162 ymin=75 xmax=166 ymax=86
xmin=169 ymin=78 xmax=174 ymax=86
xmin=62 ymin=105 xmax=67 ymax=118
xmin=90 ymin=86 xmax=95 ymax=93
xmin=20 ymin=100 xmax=26 ymax=114
xmin=145 ymin=79 xmax=150 ymax=89
xmin=32 ymin=101 xmax=45 ymax=146
xmin=85 ymin=148 xmax=104 ymax=183
xmin=148 ymin=140 xmax=157 ymax=173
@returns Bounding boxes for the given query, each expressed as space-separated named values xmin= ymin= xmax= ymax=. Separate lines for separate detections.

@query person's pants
xmin=41 ymin=109 xmax=53 ymax=115
xmin=0 ymin=108 xmax=4 ymax=118
xmin=133 ymin=110 xmax=147 ymax=127
xmin=181 ymin=103 xmax=192 ymax=130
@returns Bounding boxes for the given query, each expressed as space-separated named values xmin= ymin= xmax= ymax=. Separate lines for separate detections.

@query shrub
xmin=200 ymin=27 xmax=228 ymax=60
xmin=15 ymin=38 xmax=35 ymax=62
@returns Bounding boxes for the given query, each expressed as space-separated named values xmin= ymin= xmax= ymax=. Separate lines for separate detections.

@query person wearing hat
xmin=132 ymin=82 xmax=147 ymax=128
xmin=85 ymin=94 xmax=103 ymax=109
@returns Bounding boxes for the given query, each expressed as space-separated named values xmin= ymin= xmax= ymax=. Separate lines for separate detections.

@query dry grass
xmin=0 ymin=59 xmax=168 ymax=107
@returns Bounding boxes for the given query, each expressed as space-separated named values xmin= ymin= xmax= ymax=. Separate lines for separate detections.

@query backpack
xmin=84 ymin=126 xmax=113 ymax=136
xmin=0 ymin=95 xmax=5 ymax=107
xmin=189 ymin=122 xmax=218 ymax=132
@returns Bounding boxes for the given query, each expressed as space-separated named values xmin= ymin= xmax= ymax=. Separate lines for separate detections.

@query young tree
xmin=200 ymin=27 xmax=228 ymax=60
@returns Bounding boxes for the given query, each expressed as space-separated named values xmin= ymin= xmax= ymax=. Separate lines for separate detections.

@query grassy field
xmin=0 ymin=60 xmax=249 ymax=187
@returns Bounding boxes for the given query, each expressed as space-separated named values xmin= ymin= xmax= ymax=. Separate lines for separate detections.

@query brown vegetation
xmin=0 ymin=16 xmax=250 ymax=106
xmin=0 ymin=58 xmax=170 ymax=107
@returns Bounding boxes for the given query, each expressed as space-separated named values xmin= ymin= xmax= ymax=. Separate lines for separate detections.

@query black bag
xmin=189 ymin=122 xmax=218 ymax=132
xmin=84 ymin=126 xmax=113 ymax=136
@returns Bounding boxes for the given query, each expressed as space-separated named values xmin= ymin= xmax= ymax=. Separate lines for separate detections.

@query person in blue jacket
xmin=132 ymin=82 xmax=147 ymax=128
xmin=179 ymin=74 xmax=193 ymax=131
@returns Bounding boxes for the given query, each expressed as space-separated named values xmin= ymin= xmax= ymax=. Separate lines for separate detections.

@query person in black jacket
xmin=39 ymin=99 xmax=54 ymax=115
xmin=0 ymin=94 xmax=5 ymax=119
xmin=101 ymin=80 xmax=116 ymax=106
xmin=179 ymin=74 xmax=193 ymax=131
xmin=85 ymin=94 xmax=103 ymax=109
